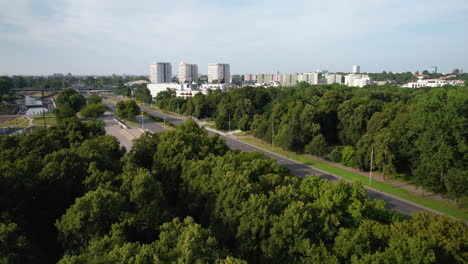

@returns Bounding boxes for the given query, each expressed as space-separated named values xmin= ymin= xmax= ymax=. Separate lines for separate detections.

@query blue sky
xmin=0 ymin=0 xmax=467 ymax=75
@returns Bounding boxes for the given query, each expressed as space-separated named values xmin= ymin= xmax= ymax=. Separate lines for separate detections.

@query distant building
xmin=150 ymin=62 xmax=172 ymax=83
xmin=147 ymin=83 xmax=180 ymax=97
xmin=147 ymin=83 xmax=202 ymax=98
xmin=402 ymin=79 xmax=464 ymax=88
xmin=200 ymin=83 xmax=230 ymax=91
xmin=352 ymin=65 xmax=360 ymax=74
xmin=345 ymin=74 xmax=371 ymax=87
xmin=297 ymin=72 xmax=319 ymax=85
xmin=179 ymin=62 xmax=199 ymax=84
xmin=282 ymin=73 xmax=298 ymax=85
xmin=428 ymin=66 xmax=438 ymax=74
xmin=244 ymin=74 xmax=256 ymax=82
xmin=326 ymin=73 xmax=344 ymax=84
xmin=125 ymin=80 xmax=150 ymax=86
xmin=452 ymin=68 xmax=463 ymax=74
xmin=208 ymin=63 xmax=230 ymax=84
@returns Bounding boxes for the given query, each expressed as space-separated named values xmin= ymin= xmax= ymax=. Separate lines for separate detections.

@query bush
xmin=341 ymin=146 xmax=357 ymax=167
xmin=80 ymin=103 xmax=108 ymax=118
xmin=305 ymin=134 xmax=328 ymax=157
xmin=329 ymin=147 xmax=342 ymax=163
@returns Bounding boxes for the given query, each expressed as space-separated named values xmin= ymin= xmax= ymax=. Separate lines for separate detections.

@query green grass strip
xmin=0 ymin=117 xmax=28 ymax=128
xmin=240 ymin=138 xmax=468 ymax=221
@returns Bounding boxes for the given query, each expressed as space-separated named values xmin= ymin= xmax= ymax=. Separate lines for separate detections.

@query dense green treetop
xmin=154 ymin=84 xmax=467 ymax=202
xmin=0 ymin=117 xmax=466 ymax=263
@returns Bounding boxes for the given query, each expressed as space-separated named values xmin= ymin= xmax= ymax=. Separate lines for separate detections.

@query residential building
xmin=179 ymin=62 xmax=199 ymax=84
xmin=282 ymin=73 xmax=298 ymax=85
xmin=208 ymin=63 xmax=230 ymax=84
xmin=147 ymin=83 xmax=180 ymax=97
xmin=298 ymin=72 xmax=319 ymax=84
xmin=200 ymin=83 xmax=230 ymax=91
xmin=402 ymin=79 xmax=464 ymax=88
xmin=352 ymin=65 xmax=360 ymax=74
xmin=345 ymin=74 xmax=372 ymax=87
xmin=244 ymin=74 xmax=256 ymax=82
xmin=147 ymin=83 xmax=201 ymax=98
xmin=326 ymin=73 xmax=344 ymax=84
xmin=150 ymin=62 xmax=172 ymax=83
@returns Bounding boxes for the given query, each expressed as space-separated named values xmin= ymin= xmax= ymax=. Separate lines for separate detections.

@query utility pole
xmin=369 ymin=148 xmax=374 ymax=185
xmin=41 ymin=90 xmax=46 ymax=127
xmin=272 ymin=122 xmax=274 ymax=150
xmin=228 ymin=113 xmax=231 ymax=132
xmin=163 ymin=116 xmax=166 ymax=129
xmin=140 ymin=107 xmax=144 ymax=130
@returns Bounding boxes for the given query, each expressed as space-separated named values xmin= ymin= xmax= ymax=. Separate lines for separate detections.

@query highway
xmin=105 ymin=98 xmax=432 ymax=216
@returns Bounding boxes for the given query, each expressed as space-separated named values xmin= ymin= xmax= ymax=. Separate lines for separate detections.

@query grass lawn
xmin=125 ymin=119 xmax=139 ymax=128
xmin=146 ymin=105 xmax=181 ymax=118
xmin=32 ymin=116 xmax=58 ymax=126
xmin=0 ymin=117 xmax=29 ymax=128
xmin=240 ymin=137 xmax=468 ymax=222
xmin=233 ymin=131 xmax=248 ymax=136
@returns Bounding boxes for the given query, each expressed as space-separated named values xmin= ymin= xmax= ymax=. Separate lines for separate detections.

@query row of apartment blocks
xmin=149 ymin=62 xmax=230 ymax=84
xmin=243 ymin=72 xmax=372 ymax=87
xmin=148 ymin=62 xmax=231 ymax=98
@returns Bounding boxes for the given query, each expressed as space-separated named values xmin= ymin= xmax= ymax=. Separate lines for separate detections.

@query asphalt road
xmin=106 ymin=99 xmax=430 ymax=216
xmin=103 ymin=116 xmax=133 ymax=150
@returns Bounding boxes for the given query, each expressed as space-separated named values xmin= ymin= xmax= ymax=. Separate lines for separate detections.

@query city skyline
xmin=0 ymin=0 xmax=467 ymax=75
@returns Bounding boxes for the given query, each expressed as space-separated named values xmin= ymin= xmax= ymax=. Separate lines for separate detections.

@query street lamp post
xmin=141 ymin=107 xmax=144 ymax=130
xmin=369 ymin=148 xmax=374 ymax=185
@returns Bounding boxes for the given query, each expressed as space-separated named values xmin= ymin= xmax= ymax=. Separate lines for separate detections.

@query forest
xmin=0 ymin=118 xmax=466 ymax=263
xmin=154 ymin=84 xmax=468 ymax=204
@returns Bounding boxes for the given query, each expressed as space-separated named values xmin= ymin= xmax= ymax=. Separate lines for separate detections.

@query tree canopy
xmin=0 ymin=117 xmax=466 ymax=263
xmin=154 ymin=84 xmax=468 ymax=203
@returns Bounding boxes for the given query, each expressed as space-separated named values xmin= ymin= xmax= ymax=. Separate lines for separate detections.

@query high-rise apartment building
xmin=352 ymin=65 xmax=360 ymax=74
xmin=179 ymin=62 xmax=199 ymax=83
xmin=298 ymin=72 xmax=319 ymax=84
xmin=244 ymin=74 xmax=256 ymax=82
xmin=282 ymin=73 xmax=298 ymax=85
xmin=326 ymin=73 xmax=344 ymax=84
xmin=208 ymin=63 xmax=230 ymax=84
xmin=345 ymin=74 xmax=371 ymax=87
xmin=150 ymin=62 xmax=172 ymax=83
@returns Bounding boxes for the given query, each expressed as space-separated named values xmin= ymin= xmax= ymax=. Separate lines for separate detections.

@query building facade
xmin=150 ymin=62 xmax=172 ymax=83
xmin=345 ymin=74 xmax=371 ymax=87
xmin=282 ymin=73 xmax=298 ymax=85
xmin=402 ymin=79 xmax=464 ymax=88
xmin=244 ymin=74 xmax=256 ymax=82
xmin=179 ymin=62 xmax=199 ymax=84
xmin=208 ymin=63 xmax=230 ymax=84
xmin=352 ymin=65 xmax=360 ymax=74
xmin=297 ymin=72 xmax=319 ymax=85
xmin=326 ymin=73 xmax=344 ymax=84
